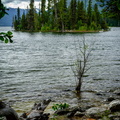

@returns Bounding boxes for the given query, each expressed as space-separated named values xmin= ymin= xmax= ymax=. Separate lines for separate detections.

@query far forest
xmin=13 ymin=0 xmax=109 ymax=32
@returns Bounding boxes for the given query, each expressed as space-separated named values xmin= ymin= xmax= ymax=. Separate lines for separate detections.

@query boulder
xmin=0 ymin=101 xmax=19 ymax=120
xmin=85 ymin=107 xmax=107 ymax=118
xmin=27 ymin=110 xmax=41 ymax=119
xmin=114 ymin=89 xmax=120 ymax=96
xmin=108 ymin=100 xmax=120 ymax=112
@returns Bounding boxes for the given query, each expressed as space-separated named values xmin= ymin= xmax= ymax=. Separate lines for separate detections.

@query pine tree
xmin=70 ymin=0 xmax=77 ymax=29
xmin=93 ymin=4 xmax=100 ymax=26
xmin=41 ymin=0 xmax=46 ymax=26
xmin=34 ymin=10 xmax=40 ymax=31
xmin=87 ymin=0 xmax=92 ymax=28
xmin=57 ymin=0 xmax=67 ymax=32
xmin=77 ymin=1 xmax=87 ymax=29
xmin=21 ymin=11 xmax=26 ymax=30
xmin=52 ymin=0 xmax=59 ymax=30
xmin=27 ymin=0 xmax=35 ymax=31
xmin=17 ymin=7 xmax=21 ymax=25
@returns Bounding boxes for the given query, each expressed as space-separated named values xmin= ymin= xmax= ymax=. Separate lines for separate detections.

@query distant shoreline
xmin=0 ymin=26 xmax=107 ymax=33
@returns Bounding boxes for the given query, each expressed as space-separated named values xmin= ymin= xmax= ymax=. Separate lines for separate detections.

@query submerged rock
xmin=108 ymin=100 xmax=120 ymax=112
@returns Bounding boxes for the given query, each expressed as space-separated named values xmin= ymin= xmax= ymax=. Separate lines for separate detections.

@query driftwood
xmin=0 ymin=101 xmax=19 ymax=120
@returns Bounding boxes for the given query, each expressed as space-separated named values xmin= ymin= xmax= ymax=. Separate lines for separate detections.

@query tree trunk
xmin=61 ymin=21 xmax=64 ymax=32
xmin=75 ymin=77 xmax=82 ymax=93
xmin=0 ymin=101 xmax=19 ymax=120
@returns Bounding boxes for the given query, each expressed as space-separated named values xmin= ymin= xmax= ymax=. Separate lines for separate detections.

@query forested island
xmin=13 ymin=0 xmax=109 ymax=32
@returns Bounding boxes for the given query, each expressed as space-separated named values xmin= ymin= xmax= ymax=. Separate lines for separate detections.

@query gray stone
xmin=108 ymin=100 xmax=120 ymax=112
xmin=55 ymin=109 xmax=69 ymax=115
xmin=85 ymin=107 xmax=107 ymax=118
xmin=114 ymin=89 xmax=120 ymax=95
xmin=27 ymin=110 xmax=41 ymax=119
xmin=74 ymin=111 xmax=85 ymax=117
xmin=0 ymin=101 xmax=19 ymax=120
xmin=109 ymin=114 xmax=120 ymax=120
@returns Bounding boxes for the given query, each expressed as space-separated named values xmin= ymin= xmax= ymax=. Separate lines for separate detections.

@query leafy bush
xmin=79 ymin=24 xmax=87 ymax=30
xmin=41 ymin=24 xmax=52 ymax=32
xmin=52 ymin=103 xmax=69 ymax=111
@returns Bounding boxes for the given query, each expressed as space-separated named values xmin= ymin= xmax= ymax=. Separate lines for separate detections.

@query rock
xmin=0 ymin=101 xmax=19 ymax=120
xmin=114 ymin=89 xmax=120 ymax=96
xmin=31 ymin=99 xmax=51 ymax=112
xmin=85 ymin=107 xmax=107 ymax=118
xmin=27 ymin=110 xmax=41 ymax=119
xmin=107 ymin=96 xmax=115 ymax=102
xmin=27 ymin=109 xmax=49 ymax=120
xmin=67 ymin=112 xmax=75 ymax=117
xmin=109 ymin=114 xmax=120 ymax=120
xmin=108 ymin=100 xmax=120 ymax=112
xmin=66 ymin=107 xmax=82 ymax=117
xmin=43 ymin=99 xmax=51 ymax=105
xmin=20 ymin=113 xmax=27 ymax=118
xmin=55 ymin=109 xmax=70 ymax=115
xmin=74 ymin=111 xmax=85 ymax=117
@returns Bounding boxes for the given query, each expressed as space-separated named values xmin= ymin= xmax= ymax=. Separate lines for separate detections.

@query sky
xmin=2 ymin=0 xmax=41 ymax=9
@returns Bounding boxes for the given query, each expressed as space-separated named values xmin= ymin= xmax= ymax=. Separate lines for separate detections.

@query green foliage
xmin=97 ymin=0 xmax=120 ymax=26
xmin=101 ymin=20 xmax=109 ymax=31
xmin=0 ymin=0 xmax=13 ymax=43
xmin=0 ymin=31 xmax=13 ymax=43
xmin=52 ymin=103 xmax=69 ymax=111
xmin=79 ymin=24 xmax=87 ymax=31
xmin=90 ymin=21 xmax=98 ymax=30
xmin=41 ymin=24 xmax=52 ymax=32
xmin=0 ymin=0 xmax=8 ymax=19
xmin=13 ymin=0 xmax=108 ymax=32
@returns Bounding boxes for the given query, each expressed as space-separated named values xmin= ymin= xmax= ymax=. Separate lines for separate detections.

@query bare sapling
xmin=72 ymin=37 xmax=93 ymax=93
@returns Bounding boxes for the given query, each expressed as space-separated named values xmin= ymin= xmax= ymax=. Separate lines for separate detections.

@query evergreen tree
xmin=92 ymin=4 xmax=101 ymax=30
xmin=27 ymin=0 xmax=35 ymax=31
xmin=13 ymin=0 xmax=108 ymax=31
xmin=34 ymin=10 xmax=40 ymax=31
xmin=52 ymin=0 xmax=59 ymax=30
xmin=70 ymin=0 xmax=77 ymax=29
xmin=17 ymin=7 xmax=20 ymax=25
xmin=97 ymin=0 xmax=120 ymax=26
xmin=87 ymin=0 xmax=92 ymax=28
xmin=77 ymin=1 xmax=87 ymax=29
xmin=41 ymin=0 xmax=46 ymax=26
xmin=57 ymin=0 xmax=67 ymax=32
xmin=21 ymin=11 xmax=26 ymax=30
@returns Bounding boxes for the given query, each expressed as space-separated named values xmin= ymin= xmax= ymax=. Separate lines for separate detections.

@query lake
xmin=0 ymin=27 xmax=120 ymax=113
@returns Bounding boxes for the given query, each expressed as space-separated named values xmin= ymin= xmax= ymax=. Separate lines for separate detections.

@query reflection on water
xmin=0 ymin=27 xmax=120 ymax=110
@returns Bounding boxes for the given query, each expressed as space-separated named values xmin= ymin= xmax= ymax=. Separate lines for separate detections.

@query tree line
xmin=97 ymin=0 xmax=120 ymax=27
xmin=13 ymin=0 xmax=108 ymax=32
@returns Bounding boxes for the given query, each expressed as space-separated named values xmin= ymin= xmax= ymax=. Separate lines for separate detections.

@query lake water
xmin=0 ymin=27 xmax=120 ymax=112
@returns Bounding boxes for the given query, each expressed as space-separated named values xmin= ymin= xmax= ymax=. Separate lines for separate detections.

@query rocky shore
xmin=0 ymin=89 xmax=120 ymax=120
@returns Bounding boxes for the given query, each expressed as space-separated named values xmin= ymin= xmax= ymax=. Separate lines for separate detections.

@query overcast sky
xmin=2 ymin=0 xmax=41 ymax=9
